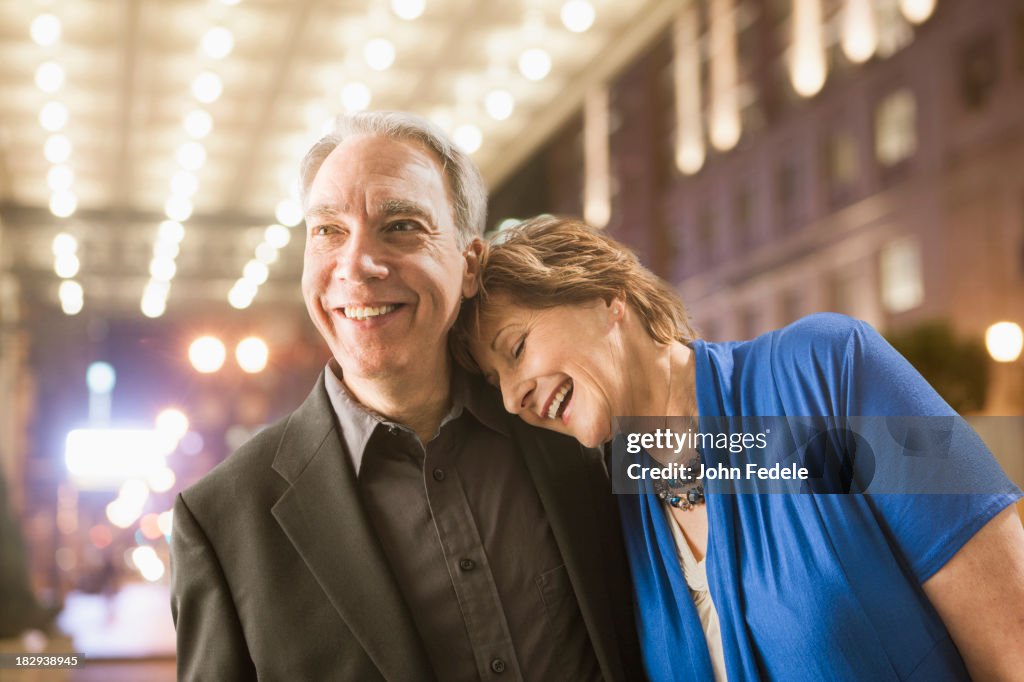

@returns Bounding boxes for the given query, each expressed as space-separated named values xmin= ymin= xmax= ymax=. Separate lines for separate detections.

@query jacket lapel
xmin=271 ymin=376 xmax=434 ymax=681
xmin=508 ymin=417 xmax=627 ymax=681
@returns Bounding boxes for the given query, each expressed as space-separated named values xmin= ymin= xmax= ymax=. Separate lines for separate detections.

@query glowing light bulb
xmin=264 ymin=224 xmax=291 ymax=248
xmin=453 ymin=124 xmax=483 ymax=154
xmin=176 ymin=141 xmax=207 ymax=171
xmin=341 ymin=82 xmax=372 ymax=112
xmin=485 ymin=90 xmax=515 ymax=121
xmin=159 ymin=221 xmax=185 ymax=244
xmin=48 ymin=165 xmax=74 ymax=191
xmin=518 ymin=48 xmax=551 ymax=81
xmin=201 ymin=26 xmax=235 ymax=59
xmin=189 ymin=336 xmax=227 ymax=373
xmin=44 ymin=134 xmax=72 ymax=164
xmin=391 ymin=0 xmax=425 ymax=20
xmin=164 ymin=196 xmax=193 ymax=222
xmin=183 ymin=109 xmax=213 ymax=138
xmin=899 ymin=0 xmax=936 ymax=24
xmin=560 ymin=0 xmax=596 ymax=33
xmin=49 ymin=190 xmax=77 ymax=218
xmin=39 ymin=102 xmax=69 ymax=131
xmin=35 ymin=62 xmax=65 ymax=93
xmin=236 ymin=337 xmax=269 ymax=373
xmin=986 ymin=322 xmax=1024 ymax=363
xmin=275 ymin=198 xmax=302 ymax=227
xmin=191 ymin=72 xmax=223 ymax=104
xmin=30 ymin=14 xmax=62 ymax=46
xmin=364 ymin=38 xmax=396 ymax=71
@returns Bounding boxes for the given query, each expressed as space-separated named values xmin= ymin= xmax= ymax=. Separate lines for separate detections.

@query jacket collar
xmin=271 ymin=374 xmax=435 ymax=681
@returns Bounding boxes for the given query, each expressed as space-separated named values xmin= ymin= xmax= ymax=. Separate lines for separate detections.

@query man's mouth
xmin=544 ymin=378 xmax=574 ymax=421
xmin=341 ymin=304 xmax=400 ymax=320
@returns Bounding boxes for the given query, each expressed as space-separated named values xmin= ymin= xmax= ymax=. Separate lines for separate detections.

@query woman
xmin=452 ymin=216 xmax=1024 ymax=681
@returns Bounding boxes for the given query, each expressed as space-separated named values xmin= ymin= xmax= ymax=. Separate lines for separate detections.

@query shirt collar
xmin=323 ymin=359 xmax=510 ymax=476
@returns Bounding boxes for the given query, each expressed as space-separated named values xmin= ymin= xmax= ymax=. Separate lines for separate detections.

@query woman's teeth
xmin=344 ymin=304 xmax=397 ymax=320
xmin=547 ymin=379 xmax=573 ymax=420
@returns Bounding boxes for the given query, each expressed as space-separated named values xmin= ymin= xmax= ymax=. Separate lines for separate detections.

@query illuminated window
xmin=880 ymin=236 xmax=924 ymax=313
xmin=874 ymin=90 xmax=916 ymax=168
xmin=825 ymin=131 xmax=859 ymax=206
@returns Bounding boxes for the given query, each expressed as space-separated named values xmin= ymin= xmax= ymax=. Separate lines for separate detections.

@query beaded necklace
xmin=652 ymin=455 xmax=706 ymax=511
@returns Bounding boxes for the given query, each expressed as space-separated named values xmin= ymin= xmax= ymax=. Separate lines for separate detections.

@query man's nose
xmin=333 ymin=232 xmax=389 ymax=282
xmin=502 ymin=377 xmax=535 ymax=416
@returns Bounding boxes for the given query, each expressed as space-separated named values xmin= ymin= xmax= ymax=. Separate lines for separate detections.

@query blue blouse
xmin=618 ymin=313 xmax=1022 ymax=681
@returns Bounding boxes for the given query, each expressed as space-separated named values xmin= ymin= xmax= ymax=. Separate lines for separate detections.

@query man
xmin=170 ymin=111 xmax=644 ymax=681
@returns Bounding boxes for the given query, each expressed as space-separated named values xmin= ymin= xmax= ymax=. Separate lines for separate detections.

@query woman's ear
xmin=461 ymin=239 xmax=485 ymax=298
xmin=608 ymin=294 xmax=627 ymax=323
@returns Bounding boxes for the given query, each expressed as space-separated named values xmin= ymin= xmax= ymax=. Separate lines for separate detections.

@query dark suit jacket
xmin=171 ymin=375 xmax=644 ymax=681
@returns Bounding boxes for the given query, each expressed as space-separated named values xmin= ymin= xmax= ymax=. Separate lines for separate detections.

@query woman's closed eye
xmin=512 ymin=334 xmax=526 ymax=360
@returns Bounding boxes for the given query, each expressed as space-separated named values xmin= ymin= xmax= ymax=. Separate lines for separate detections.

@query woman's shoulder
xmin=764 ymin=312 xmax=881 ymax=367
xmin=773 ymin=312 xmax=867 ymax=346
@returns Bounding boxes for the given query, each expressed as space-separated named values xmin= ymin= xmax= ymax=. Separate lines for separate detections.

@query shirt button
xmin=459 ymin=558 xmax=475 ymax=571
xmin=387 ymin=425 xmax=399 ymax=436
xmin=432 ymin=468 xmax=446 ymax=481
xmin=490 ymin=658 xmax=505 ymax=674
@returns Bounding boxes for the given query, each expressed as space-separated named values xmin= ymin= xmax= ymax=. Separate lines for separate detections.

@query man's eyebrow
xmin=304 ymin=204 xmax=337 ymax=221
xmin=378 ymin=198 xmax=435 ymax=224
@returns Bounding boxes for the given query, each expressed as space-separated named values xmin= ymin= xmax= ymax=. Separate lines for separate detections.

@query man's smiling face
xmin=301 ymin=134 xmax=478 ymax=382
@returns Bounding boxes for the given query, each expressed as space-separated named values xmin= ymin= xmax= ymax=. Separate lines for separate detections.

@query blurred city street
xmin=1 ymin=0 xmax=1023 ymax=674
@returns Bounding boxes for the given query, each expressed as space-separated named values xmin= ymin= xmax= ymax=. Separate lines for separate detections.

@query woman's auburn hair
xmin=451 ymin=215 xmax=697 ymax=372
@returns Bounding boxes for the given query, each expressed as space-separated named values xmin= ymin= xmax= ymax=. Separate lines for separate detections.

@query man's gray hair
xmin=298 ymin=111 xmax=487 ymax=247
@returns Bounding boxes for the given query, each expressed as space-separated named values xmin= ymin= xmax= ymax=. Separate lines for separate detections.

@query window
xmin=781 ymin=289 xmax=803 ymax=325
xmin=828 ymin=270 xmax=855 ymax=315
xmin=697 ymin=206 xmax=715 ymax=263
xmin=825 ymin=131 xmax=859 ymax=206
xmin=880 ymin=237 xmax=924 ymax=313
xmin=1016 ymin=9 xmax=1024 ymax=75
xmin=699 ymin=319 xmax=718 ymax=342
xmin=734 ymin=189 xmax=753 ymax=246
xmin=739 ymin=306 xmax=761 ymax=340
xmin=776 ymin=163 xmax=798 ymax=231
xmin=960 ymin=33 xmax=999 ymax=112
xmin=874 ymin=89 xmax=917 ymax=167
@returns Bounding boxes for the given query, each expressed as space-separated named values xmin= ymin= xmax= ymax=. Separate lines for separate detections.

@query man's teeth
xmin=546 ymin=380 xmax=573 ymax=420
xmin=343 ymin=304 xmax=397 ymax=320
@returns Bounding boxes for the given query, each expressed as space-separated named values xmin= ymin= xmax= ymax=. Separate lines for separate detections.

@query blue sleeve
xmin=839 ymin=317 xmax=1022 ymax=582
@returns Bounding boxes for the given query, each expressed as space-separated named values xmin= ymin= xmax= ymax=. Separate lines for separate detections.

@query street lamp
xmin=985 ymin=321 xmax=1023 ymax=415
xmin=985 ymin=322 xmax=1023 ymax=363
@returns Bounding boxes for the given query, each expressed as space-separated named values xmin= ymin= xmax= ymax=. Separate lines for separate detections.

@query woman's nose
xmin=502 ymin=378 xmax=534 ymax=415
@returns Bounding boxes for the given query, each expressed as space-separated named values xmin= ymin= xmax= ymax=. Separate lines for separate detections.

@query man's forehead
xmin=306 ymin=136 xmax=452 ymax=216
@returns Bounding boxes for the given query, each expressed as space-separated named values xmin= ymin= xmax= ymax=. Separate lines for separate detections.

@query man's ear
xmin=461 ymin=238 xmax=485 ymax=298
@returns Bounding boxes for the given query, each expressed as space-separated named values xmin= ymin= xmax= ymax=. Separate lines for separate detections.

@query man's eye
xmin=388 ymin=220 xmax=419 ymax=233
xmin=313 ymin=225 xmax=335 ymax=236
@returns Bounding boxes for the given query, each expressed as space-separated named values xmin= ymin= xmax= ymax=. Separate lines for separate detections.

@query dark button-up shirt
xmin=324 ymin=363 xmax=602 ymax=681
